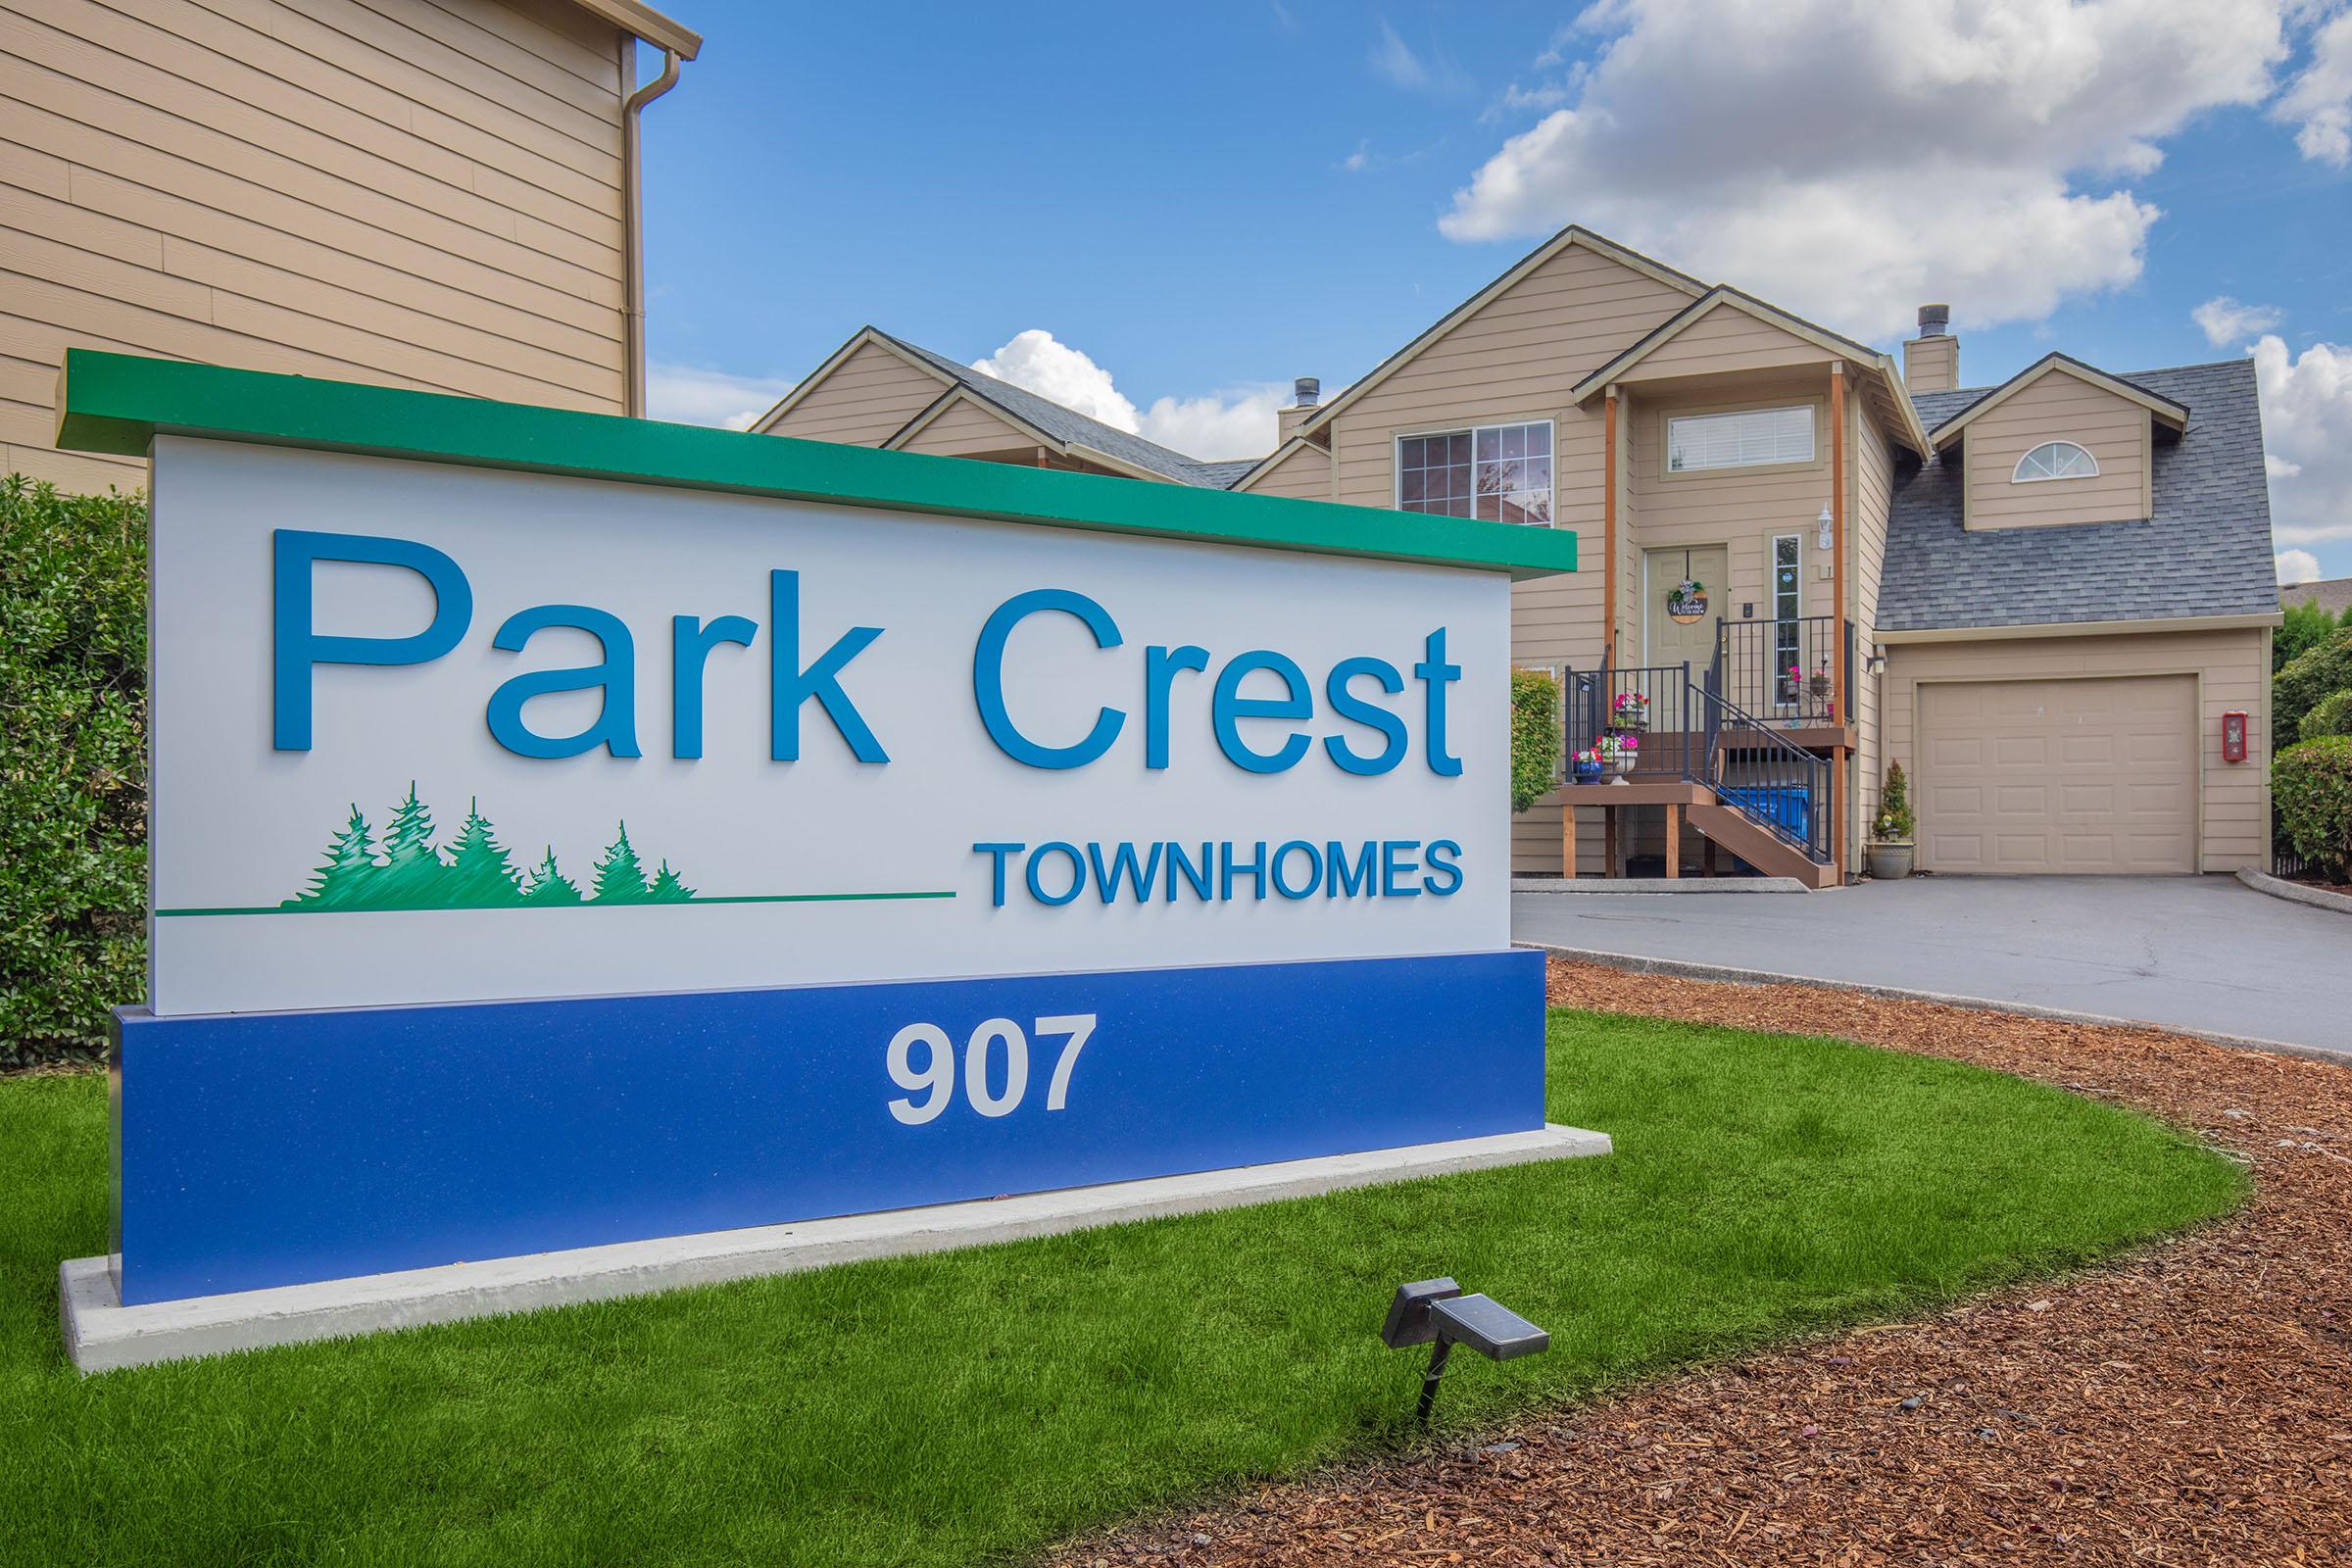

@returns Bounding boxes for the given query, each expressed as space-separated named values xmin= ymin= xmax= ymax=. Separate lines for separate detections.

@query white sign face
xmin=147 ymin=438 xmax=1510 ymax=1016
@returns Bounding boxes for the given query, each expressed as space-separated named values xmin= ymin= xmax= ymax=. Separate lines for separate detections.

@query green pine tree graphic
xmin=590 ymin=822 xmax=652 ymax=904
xmin=374 ymin=783 xmax=449 ymax=908
xmin=282 ymin=804 xmax=379 ymax=908
xmin=521 ymin=847 xmax=583 ymax=906
xmin=272 ymin=793 xmax=702 ymax=911
xmin=443 ymin=798 xmax=526 ymax=907
xmin=646 ymin=859 xmax=696 ymax=903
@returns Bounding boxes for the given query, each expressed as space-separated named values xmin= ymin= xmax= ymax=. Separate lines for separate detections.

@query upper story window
xmin=1397 ymin=421 xmax=1553 ymax=524
xmin=1666 ymin=405 xmax=1814 ymax=472
xmin=2012 ymin=441 xmax=2099 ymax=482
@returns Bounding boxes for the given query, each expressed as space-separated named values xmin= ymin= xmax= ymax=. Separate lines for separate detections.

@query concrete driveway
xmin=1513 ymin=875 xmax=2350 ymax=1056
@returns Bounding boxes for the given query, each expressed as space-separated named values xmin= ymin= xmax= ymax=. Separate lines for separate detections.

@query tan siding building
xmin=759 ymin=227 xmax=2282 ymax=885
xmin=1 ymin=0 xmax=697 ymax=490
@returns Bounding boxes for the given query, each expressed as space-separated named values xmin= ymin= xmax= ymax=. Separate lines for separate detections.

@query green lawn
xmin=0 ymin=1011 xmax=2240 ymax=1567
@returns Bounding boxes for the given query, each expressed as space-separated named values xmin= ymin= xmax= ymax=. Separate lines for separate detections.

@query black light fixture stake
xmin=1380 ymin=1277 xmax=1550 ymax=1425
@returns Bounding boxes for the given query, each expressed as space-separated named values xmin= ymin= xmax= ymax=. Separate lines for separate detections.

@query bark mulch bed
xmin=1047 ymin=958 xmax=2352 ymax=1567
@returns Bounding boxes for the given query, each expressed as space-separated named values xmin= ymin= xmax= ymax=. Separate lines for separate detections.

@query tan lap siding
xmin=1964 ymin=372 xmax=2150 ymax=529
xmin=1852 ymin=402 xmax=1895 ymax=830
xmin=1881 ymin=628 xmax=2270 ymax=872
xmin=0 ymin=0 xmax=631 ymax=486
xmin=763 ymin=339 xmax=952 ymax=448
xmin=1611 ymin=302 xmax=1837 ymax=385
xmin=1315 ymin=241 xmax=1690 ymax=876
xmin=893 ymin=394 xmax=1038 ymax=460
xmin=1237 ymin=441 xmax=1330 ymax=501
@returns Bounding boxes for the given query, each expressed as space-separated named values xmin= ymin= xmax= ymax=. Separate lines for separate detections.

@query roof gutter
xmin=621 ymin=45 xmax=683 ymax=417
xmin=1875 ymin=612 xmax=2282 ymax=645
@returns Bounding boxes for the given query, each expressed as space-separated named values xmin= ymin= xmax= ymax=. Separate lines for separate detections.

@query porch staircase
xmin=1560 ymin=652 xmax=1842 ymax=889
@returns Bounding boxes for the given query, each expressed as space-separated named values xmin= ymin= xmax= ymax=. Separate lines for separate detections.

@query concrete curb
xmin=1528 ymin=944 xmax=2350 ymax=1066
xmin=2235 ymin=865 xmax=2352 ymax=916
xmin=1511 ymin=876 xmax=1810 ymax=895
xmin=61 ymin=1123 xmax=1610 ymax=1373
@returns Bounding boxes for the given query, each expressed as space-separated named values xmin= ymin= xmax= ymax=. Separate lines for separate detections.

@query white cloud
xmin=1370 ymin=17 xmax=1428 ymax=87
xmin=1139 ymin=387 xmax=1296 ymax=461
xmin=2276 ymin=5 xmax=2352 ymax=163
xmin=972 ymin=330 xmax=1323 ymax=462
xmin=2193 ymin=295 xmax=2286 ymax=345
xmin=971 ymin=329 xmax=1142 ymax=433
xmin=2278 ymin=547 xmax=2325 ymax=583
xmin=1369 ymin=16 xmax=1470 ymax=93
xmin=1438 ymin=0 xmax=2295 ymax=338
xmin=646 ymin=363 xmax=796 ymax=430
xmin=2254 ymin=333 xmax=2352 ymax=545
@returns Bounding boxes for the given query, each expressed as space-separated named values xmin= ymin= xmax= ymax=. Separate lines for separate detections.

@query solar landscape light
xmin=1380 ymin=1277 xmax=1550 ymax=1422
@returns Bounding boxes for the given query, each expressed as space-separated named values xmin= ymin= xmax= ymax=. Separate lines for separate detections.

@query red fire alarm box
xmin=2223 ymin=710 xmax=2248 ymax=762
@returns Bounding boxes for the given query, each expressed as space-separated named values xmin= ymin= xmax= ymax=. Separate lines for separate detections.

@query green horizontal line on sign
xmin=53 ymin=350 xmax=1577 ymax=580
xmin=156 ymin=891 xmax=957 ymax=917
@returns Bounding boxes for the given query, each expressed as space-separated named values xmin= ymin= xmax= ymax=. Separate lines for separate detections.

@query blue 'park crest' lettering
xmin=270 ymin=528 xmax=1463 ymax=780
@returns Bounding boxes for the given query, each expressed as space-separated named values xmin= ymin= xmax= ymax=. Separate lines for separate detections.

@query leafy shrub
xmin=2274 ymin=626 xmax=2352 ymax=750
xmin=1509 ymin=667 xmax=1561 ymax=813
xmin=1874 ymin=760 xmax=1915 ymax=841
xmin=2274 ymin=737 xmax=2352 ymax=882
xmin=2303 ymin=689 xmax=2352 ymax=744
xmin=1 ymin=475 xmax=147 ymax=1067
xmin=2276 ymin=596 xmax=2349 ymax=672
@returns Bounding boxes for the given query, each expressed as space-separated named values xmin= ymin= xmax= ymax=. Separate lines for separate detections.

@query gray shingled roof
xmin=876 ymin=331 xmax=1249 ymax=488
xmin=2281 ymin=576 xmax=2352 ymax=616
xmin=1879 ymin=360 xmax=2278 ymax=632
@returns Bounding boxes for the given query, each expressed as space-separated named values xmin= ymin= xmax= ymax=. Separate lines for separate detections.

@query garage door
xmin=1916 ymin=675 xmax=2197 ymax=874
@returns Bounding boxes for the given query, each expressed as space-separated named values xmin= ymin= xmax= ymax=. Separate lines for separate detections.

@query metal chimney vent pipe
xmin=1294 ymin=376 xmax=1321 ymax=407
xmin=1917 ymin=304 xmax=1950 ymax=337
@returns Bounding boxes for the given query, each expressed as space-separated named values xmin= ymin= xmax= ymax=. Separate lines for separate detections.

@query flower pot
xmin=1613 ymin=711 xmax=1649 ymax=733
xmin=1808 ymin=674 xmax=1834 ymax=700
xmin=1574 ymin=760 xmax=1603 ymax=784
xmin=1866 ymin=841 xmax=1914 ymax=880
xmin=1612 ymin=756 xmax=1636 ymax=777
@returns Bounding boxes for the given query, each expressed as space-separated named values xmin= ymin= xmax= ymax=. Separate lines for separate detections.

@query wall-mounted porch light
xmin=1816 ymin=505 xmax=1835 ymax=552
xmin=1865 ymin=652 xmax=1887 ymax=678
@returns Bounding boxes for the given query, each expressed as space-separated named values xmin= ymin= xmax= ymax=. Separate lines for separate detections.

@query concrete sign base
xmin=62 ymin=1123 xmax=1609 ymax=1373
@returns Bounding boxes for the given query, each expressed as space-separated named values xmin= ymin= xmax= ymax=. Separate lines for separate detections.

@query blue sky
xmin=638 ymin=1 xmax=2352 ymax=581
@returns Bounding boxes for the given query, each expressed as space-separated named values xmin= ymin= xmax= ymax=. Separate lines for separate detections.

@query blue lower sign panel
xmin=113 ymin=950 xmax=1544 ymax=1304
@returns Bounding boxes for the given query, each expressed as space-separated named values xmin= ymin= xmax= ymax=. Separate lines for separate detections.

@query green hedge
xmin=1509 ymin=667 xmax=1561 ymax=814
xmin=2275 ymin=737 xmax=2352 ymax=882
xmin=1 ymin=475 xmax=147 ymax=1068
xmin=2275 ymin=626 xmax=2352 ymax=749
xmin=2303 ymin=689 xmax=2352 ymax=744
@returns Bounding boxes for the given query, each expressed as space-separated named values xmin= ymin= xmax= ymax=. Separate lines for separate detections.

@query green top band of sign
xmin=53 ymin=351 xmax=1578 ymax=580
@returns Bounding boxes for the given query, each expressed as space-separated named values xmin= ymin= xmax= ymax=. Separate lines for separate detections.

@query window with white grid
xmin=1396 ymin=422 xmax=1553 ymax=524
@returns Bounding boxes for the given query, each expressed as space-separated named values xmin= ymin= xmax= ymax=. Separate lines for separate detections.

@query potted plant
xmin=1807 ymin=660 xmax=1834 ymax=701
xmin=1610 ymin=690 xmax=1651 ymax=731
xmin=1573 ymin=748 xmax=1604 ymax=784
xmin=1868 ymin=760 xmax=1915 ymax=880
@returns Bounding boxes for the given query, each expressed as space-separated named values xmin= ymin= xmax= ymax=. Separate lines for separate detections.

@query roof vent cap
xmin=1294 ymin=375 xmax=1320 ymax=408
xmin=1917 ymin=303 xmax=1950 ymax=337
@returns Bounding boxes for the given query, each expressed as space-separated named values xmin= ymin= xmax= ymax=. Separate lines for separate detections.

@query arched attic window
xmin=2013 ymin=441 xmax=2099 ymax=482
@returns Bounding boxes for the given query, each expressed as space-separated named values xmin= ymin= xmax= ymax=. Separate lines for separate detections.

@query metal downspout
xmin=622 ymin=45 xmax=682 ymax=417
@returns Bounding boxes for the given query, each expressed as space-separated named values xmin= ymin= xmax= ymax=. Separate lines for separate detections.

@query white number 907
xmin=886 ymin=1013 xmax=1096 ymax=1126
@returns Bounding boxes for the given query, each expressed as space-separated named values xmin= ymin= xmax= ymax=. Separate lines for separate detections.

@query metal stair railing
xmin=1690 ymin=669 xmax=1834 ymax=864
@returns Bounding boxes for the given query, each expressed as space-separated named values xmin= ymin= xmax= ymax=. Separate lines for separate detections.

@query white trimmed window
xmin=1396 ymin=421 xmax=1553 ymax=523
xmin=2012 ymin=441 xmax=2099 ymax=482
xmin=1666 ymin=406 xmax=1814 ymax=472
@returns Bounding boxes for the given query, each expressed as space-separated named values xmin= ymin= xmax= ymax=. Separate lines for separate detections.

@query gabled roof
xmin=1227 ymin=433 xmax=1328 ymax=493
xmin=1925 ymin=353 xmax=2189 ymax=450
xmin=1289 ymin=225 xmax=1706 ymax=442
xmin=752 ymin=326 xmax=1245 ymax=488
xmin=1880 ymin=360 xmax=2276 ymax=633
xmin=1571 ymin=285 xmax=1932 ymax=454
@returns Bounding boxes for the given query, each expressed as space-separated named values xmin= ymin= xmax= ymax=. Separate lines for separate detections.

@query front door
xmin=1643 ymin=546 xmax=1726 ymax=673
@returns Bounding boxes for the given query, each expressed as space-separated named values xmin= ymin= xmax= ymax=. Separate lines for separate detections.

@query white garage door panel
xmin=1918 ymin=675 xmax=2197 ymax=874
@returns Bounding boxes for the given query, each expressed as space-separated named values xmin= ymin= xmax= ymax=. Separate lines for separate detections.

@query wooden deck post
xmin=1829 ymin=362 xmax=1848 ymax=885
xmin=1562 ymin=802 xmax=1577 ymax=879
xmin=1604 ymin=810 xmax=1618 ymax=880
xmin=1664 ymin=804 xmax=1681 ymax=880
xmin=1602 ymin=388 xmax=1619 ymax=667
